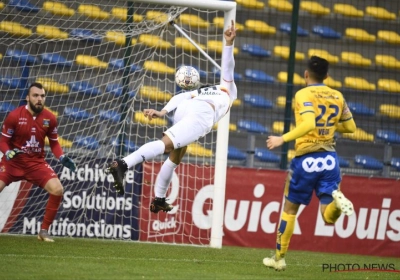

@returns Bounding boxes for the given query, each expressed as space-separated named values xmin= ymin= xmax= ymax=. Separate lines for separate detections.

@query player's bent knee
xmin=44 ymin=178 xmax=64 ymax=196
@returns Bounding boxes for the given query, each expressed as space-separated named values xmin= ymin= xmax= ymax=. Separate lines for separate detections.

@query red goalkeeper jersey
xmin=1 ymin=105 xmax=59 ymax=161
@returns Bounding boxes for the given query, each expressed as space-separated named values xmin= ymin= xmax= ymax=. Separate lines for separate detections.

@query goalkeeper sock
xmin=323 ymin=201 xmax=342 ymax=224
xmin=42 ymin=194 xmax=62 ymax=230
xmin=123 ymin=140 xmax=165 ymax=168
xmin=275 ymin=212 xmax=296 ymax=260
xmin=155 ymin=158 xmax=178 ymax=198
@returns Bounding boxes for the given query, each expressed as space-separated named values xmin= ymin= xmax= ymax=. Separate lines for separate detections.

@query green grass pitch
xmin=1 ymin=235 xmax=399 ymax=279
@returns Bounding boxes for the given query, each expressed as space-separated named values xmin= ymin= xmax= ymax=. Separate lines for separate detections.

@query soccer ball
xmin=175 ymin=66 xmax=200 ymax=90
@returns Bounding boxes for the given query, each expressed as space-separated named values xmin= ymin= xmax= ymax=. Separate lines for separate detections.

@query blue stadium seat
xmin=74 ymin=135 xmax=99 ymax=150
xmin=110 ymin=138 xmax=139 ymax=153
xmin=5 ymin=49 xmax=36 ymax=64
xmin=212 ymin=67 xmax=243 ymax=81
xmin=237 ymin=120 xmax=268 ymax=133
xmin=241 ymin=44 xmax=271 ymax=57
xmin=243 ymin=94 xmax=273 ymax=109
xmin=108 ymin=58 xmax=142 ymax=73
xmin=105 ymin=83 xmax=136 ymax=97
xmin=391 ymin=158 xmax=400 ymax=171
xmin=0 ymin=76 xmax=22 ymax=89
xmin=228 ymin=145 xmax=246 ymax=160
xmin=279 ymin=23 xmax=309 ymax=37
xmin=70 ymin=29 xmax=102 ymax=43
xmin=245 ymin=69 xmax=275 ymax=83
xmin=376 ymin=129 xmax=400 ymax=144
xmin=354 ymin=155 xmax=383 ymax=170
xmin=40 ymin=53 xmax=73 ymax=67
xmin=9 ymin=0 xmax=40 ymax=13
xmin=69 ymin=81 xmax=101 ymax=96
xmin=312 ymin=26 xmax=342 ymax=39
xmin=346 ymin=102 xmax=375 ymax=116
xmin=63 ymin=107 xmax=95 ymax=121
xmin=254 ymin=148 xmax=280 ymax=163
xmin=191 ymin=65 xmax=207 ymax=78
xmin=337 ymin=156 xmax=350 ymax=168
xmin=0 ymin=102 xmax=17 ymax=112
xmin=98 ymin=109 xmax=121 ymax=123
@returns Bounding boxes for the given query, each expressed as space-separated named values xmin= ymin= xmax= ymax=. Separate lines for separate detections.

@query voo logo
xmin=302 ymin=155 xmax=336 ymax=172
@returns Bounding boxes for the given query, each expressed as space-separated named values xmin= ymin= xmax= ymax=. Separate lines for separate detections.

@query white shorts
xmin=164 ymin=99 xmax=214 ymax=149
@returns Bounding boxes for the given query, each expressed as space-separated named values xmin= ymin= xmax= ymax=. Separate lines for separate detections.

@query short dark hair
xmin=307 ymin=56 xmax=329 ymax=82
xmin=28 ymin=82 xmax=44 ymax=93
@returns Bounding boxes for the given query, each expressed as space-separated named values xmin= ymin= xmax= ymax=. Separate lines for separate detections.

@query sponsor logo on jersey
xmin=303 ymin=102 xmax=313 ymax=106
xmin=6 ymin=129 xmax=14 ymax=135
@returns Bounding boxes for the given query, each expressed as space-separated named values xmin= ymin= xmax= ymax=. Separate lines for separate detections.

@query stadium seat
xmin=139 ymin=34 xmax=171 ymax=49
xmin=391 ymin=158 xmax=400 ymax=171
xmin=213 ymin=122 xmax=237 ymax=132
xmin=346 ymin=102 xmax=375 ymax=116
xmin=70 ymin=29 xmax=102 ymax=43
xmin=308 ymin=49 xmax=339 ymax=64
xmin=143 ymin=61 xmax=174 ymax=74
xmin=268 ymin=0 xmax=292 ymax=12
xmin=105 ymin=83 xmax=136 ymax=98
xmin=110 ymin=138 xmax=139 ymax=153
xmin=175 ymin=37 xmax=205 ymax=52
xmin=146 ymin=11 xmax=168 ymax=23
xmin=108 ymin=58 xmax=142 ymax=73
xmin=341 ymin=127 xmax=374 ymax=142
xmin=179 ymin=14 xmax=210 ymax=28
xmin=105 ymin=31 xmax=126 ymax=46
xmin=272 ymin=121 xmax=294 ymax=134
xmin=36 ymin=77 xmax=69 ymax=94
xmin=365 ymin=6 xmax=396 ymax=20
xmin=99 ymin=109 xmax=121 ymax=123
xmin=186 ymin=142 xmax=213 ymax=157
xmin=379 ymin=104 xmax=400 ymax=119
xmin=275 ymin=96 xmax=295 ymax=109
xmin=43 ymin=1 xmax=75 ymax=17
xmin=375 ymin=55 xmax=400 ymax=69
xmin=9 ymin=0 xmax=40 ymax=13
xmin=212 ymin=17 xmax=244 ymax=31
xmin=0 ymin=76 xmax=22 ymax=89
xmin=73 ymin=135 xmax=99 ymax=150
xmin=377 ymin=30 xmax=400 ymax=45
xmin=254 ymin=148 xmax=280 ymax=163
xmin=245 ymin=20 xmax=276 ymax=35
xmin=312 ymin=26 xmax=341 ymax=39
xmin=376 ymin=129 xmax=400 ymax=144
xmin=243 ymin=94 xmax=273 ymax=109
xmin=337 ymin=156 xmax=350 ymax=168
xmin=36 ymin=25 xmax=68 ymax=40
xmin=274 ymin=46 xmax=305 ymax=60
xmin=245 ymin=69 xmax=275 ymax=83
xmin=207 ymin=40 xmax=239 ymax=55
xmin=279 ymin=23 xmax=309 ymax=37
xmin=75 ymin=55 xmax=107 ymax=69
xmin=277 ymin=72 xmax=303 ymax=85
xmin=236 ymin=0 xmax=264 ymax=9
xmin=212 ymin=68 xmax=243 ymax=81
xmin=377 ymin=79 xmax=400 ymax=93
xmin=5 ymin=49 xmax=36 ymax=64
xmin=111 ymin=7 xmax=143 ymax=22
xmin=333 ymin=3 xmax=363 ymax=17
xmin=68 ymin=80 xmax=101 ymax=96
xmin=63 ymin=107 xmax=95 ymax=121
xmin=0 ymin=102 xmax=16 ymax=112
xmin=134 ymin=111 xmax=167 ymax=126
xmin=237 ymin=120 xmax=268 ymax=134
xmin=345 ymin=28 xmax=376 ymax=42
xmin=241 ymin=44 xmax=271 ymax=57
xmin=227 ymin=146 xmax=246 ymax=161
xmin=354 ymin=155 xmax=383 ymax=170
xmin=324 ymin=76 xmax=342 ymax=88
xmin=341 ymin=52 xmax=371 ymax=67
xmin=0 ymin=21 xmax=32 ymax=37
xmin=139 ymin=85 xmax=171 ymax=102
xmin=344 ymin=77 xmax=376 ymax=91
xmin=300 ymin=1 xmax=330 ymax=16
xmin=191 ymin=65 xmax=208 ymax=79
xmin=78 ymin=4 xmax=110 ymax=20
xmin=40 ymin=53 xmax=73 ymax=67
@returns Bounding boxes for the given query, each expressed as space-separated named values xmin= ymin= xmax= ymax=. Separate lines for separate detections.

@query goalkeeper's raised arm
xmin=221 ymin=20 xmax=237 ymax=102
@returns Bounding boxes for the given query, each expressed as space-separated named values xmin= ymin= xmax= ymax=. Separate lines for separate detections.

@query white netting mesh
xmin=0 ymin=0 xmax=229 ymax=245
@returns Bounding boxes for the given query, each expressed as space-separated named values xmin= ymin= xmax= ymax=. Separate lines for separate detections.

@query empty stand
xmin=237 ymin=120 xmax=268 ymax=134
xmin=241 ymin=44 xmax=271 ymax=57
xmin=111 ymin=7 xmax=143 ymax=22
xmin=227 ymin=146 xmax=246 ymax=161
xmin=379 ymin=104 xmax=400 ymax=119
xmin=243 ymin=94 xmax=273 ymax=109
xmin=377 ymin=30 xmax=400 ymax=44
xmin=245 ymin=20 xmax=276 ymax=35
xmin=134 ymin=112 xmax=167 ymax=127
xmin=312 ymin=26 xmax=341 ymax=39
xmin=0 ymin=76 xmax=22 ymax=89
xmin=375 ymin=55 xmax=400 ymax=69
xmin=36 ymin=77 xmax=69 ymax=94
xmin=186 ymin=143 xmax=213 ymax=157
xmin=139 ymin=34 xmax=171 ymax=49
xmin=36 ymin=25 xmax=68 ymax=40
xmin=9 ymin=0 xmax=39 ymax=13
xmin=139 ymin=86 xmax=171 ymax=102
xmin=324 ymin=76 xmax=342 ymax=88
xmin=175 ymin=37 xmax=205 ymax=52
xmin=143 ymin=61 xmax=174 ymax=74
xmin=0 ymin=102 xmax=16 ymax=112
xmin=236 ymin=0 xmax=265 ymax=10
xmin=279 ymin=23 xmax=309 ymax=37
xmin=308 ymin=49 xmax=339 ymax=64
xmin=345 ymin=28 xmax=376 ymax=42
xmin=254 ymin=148 xmax=280 ymax=163
xmin=377 ymin=79 xmax=400 ymax=93
xmin=63 ymin=107 xmax=95 ymax=121
xmin=333 ymin=3 xmax=363 ymax=17
xmin=99 ymin=110 xmax=121 ymax=123
xmin=365 ymin=6 xmax=396 ymax=20
xmin=179 ymin=14 xmax=209 ymax=28
xmin=43 ymin=1 xmax=75 ymax=17
xmin=244 ymin=69 xmax=274 ymax=83
xmin=40 ymin=53 xmax=73 ymax=67
xmin=0 ymin=21 xmax=32 ymax=37
xmin=341 ymin=52 xmax=371 ymax=67
xmin=5 ymin=49 xmax=36 ymax=64
xmin=277 ymin=72 xmax=303 ymax=85
xmin=75 ymin=55 xmax=107 ymax=69
xmin=77 ymin=4 xmax=110 ymax=20
xmin=274 ymin=46 xmax=305 ymax=60
xmin=346 ymin=102 xmax=375 ymax=116
xmin=207 ymin=40 xmax=239 ymax=55
xmin=300 ymin=1 xmax=330 ymax=16
xmin=68 ymin=80 xmax=102 ymax=96
xmin=70 ymin=29 xmax=102 ymax=43
xmin=354 ymin=155 xmax=383 ymax=170
xmin=74 ymin=135 xmax=100 ymax=150
xmin=344 ymin=77 xmax=376 ymax=91
xmin=341 ymin=127 xmax=374 ymax=142
xmin=376 ymin=129 xmax=400 ymax=144
xmin=268 ymin=0 xmax=292 ymax=12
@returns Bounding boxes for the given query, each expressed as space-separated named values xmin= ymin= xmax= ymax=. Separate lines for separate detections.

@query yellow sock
xmin=323 ymin=201 xmax=342 ymax=224
xmin=275 ymin=212 xmax=296 ymax=260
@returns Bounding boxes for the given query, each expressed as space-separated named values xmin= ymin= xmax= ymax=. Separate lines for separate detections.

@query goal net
xmin=0 ymin=0 xmax=235 ymax=247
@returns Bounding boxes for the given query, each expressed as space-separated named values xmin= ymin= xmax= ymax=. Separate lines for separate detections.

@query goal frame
xmin=131 ymin=0 xmax=236 ymax=249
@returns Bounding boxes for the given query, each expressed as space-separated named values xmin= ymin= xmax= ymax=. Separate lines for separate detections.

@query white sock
xmin=123 ymin=140 xmax=165 ymax=168
xmin=155 ymin=158 xmax=178 ymax=198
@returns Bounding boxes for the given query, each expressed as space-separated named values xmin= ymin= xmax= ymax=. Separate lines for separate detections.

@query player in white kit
xmin=106 ymin=20 xmax=237 ymax=213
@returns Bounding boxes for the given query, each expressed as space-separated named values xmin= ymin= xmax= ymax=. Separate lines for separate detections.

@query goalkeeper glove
xmin=60 ymin=155 xmax=76 ymax=172
xmin=5 ymin=148 xmax=24 ymax=161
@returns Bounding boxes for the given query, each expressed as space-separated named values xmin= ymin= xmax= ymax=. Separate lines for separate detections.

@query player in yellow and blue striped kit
xmin=263 ymin=56 xmax=357 ymax=271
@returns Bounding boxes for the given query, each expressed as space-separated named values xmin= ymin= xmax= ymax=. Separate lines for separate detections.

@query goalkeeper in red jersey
xmin=0 ymin=82 xmax=76 ymax=242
